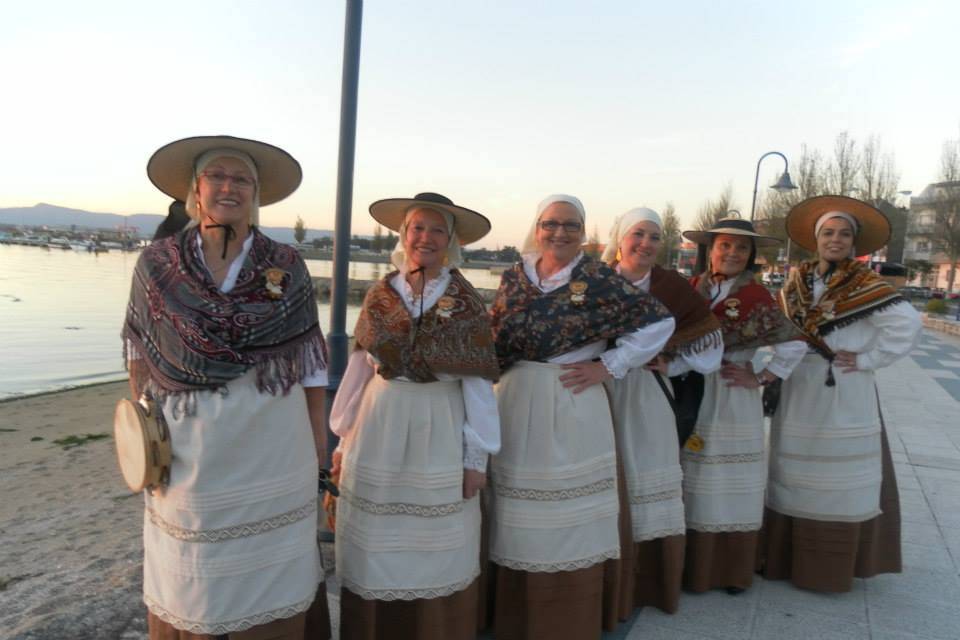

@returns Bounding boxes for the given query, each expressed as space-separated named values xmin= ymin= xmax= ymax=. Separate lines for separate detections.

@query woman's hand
xmin=720 ymin=361 xmax=761 ymax=389
xmin=331 ymin=449 xmax=343 ymax=476
xmin=463 ymin=469 xmax=486 ymax=499
xmin=644 ymin=355 xmax=669 ymax=374
xmin=833 ymin=350 xmax=859 ymax=373
xmin=559 ymin=361 xmax=612 ymax=394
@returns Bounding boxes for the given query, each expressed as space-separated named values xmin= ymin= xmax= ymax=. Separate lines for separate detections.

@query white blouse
xmin=811 ymin=278 xmax=921 ymax=369
xmin=128 ymin=232 xmax=327 ymax=387
xmin=617 ymin=268 xmax=724 ymax=378
xmin=329 ymin=266 xmax=500 ymax=472
xmin=520 ymin=253 xmax=676 ymax=377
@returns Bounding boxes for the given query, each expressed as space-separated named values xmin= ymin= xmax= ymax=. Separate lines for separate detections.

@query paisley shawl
xmin=354 ymin=269 xmax=499 ymax=382
xmin=691 ymin=270 xmax=798 ymax=353
xmin=648 ymin=265 xmax=722 ymax=357
xmin=122 ymin=226 xmax=326 ymax=407
xmin=490 ymin=256 xmax=672 ymax=371
xmin=780 ymin=258 xmax=904 ymax=341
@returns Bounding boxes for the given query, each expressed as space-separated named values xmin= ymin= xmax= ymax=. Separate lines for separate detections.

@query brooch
xmin=436 ymin=295 xmax=456 ymax=318
xmin=569 ymin=281 xmax=588 ymax=305
xmin=264 ymin=268 xmax=287 ymax=299
xmin=820 ymin=300 xmax=836 ymax=321
xmin=724 ymin=298 xmax=740 ymax=319
xmin=684 ymin=434 xmax=704 ymax=452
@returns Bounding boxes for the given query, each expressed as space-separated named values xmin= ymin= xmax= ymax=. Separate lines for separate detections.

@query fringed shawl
xmin=354 ymin=269 xmax=500 ymax=383
xmin=648 ymin=265 xmax=722 ymax=358
xmin=491 ymin=257 xmax=672 ymax=371
xmin=122 ymin=227 xmax=326 ymax=410
xmin=780 ymin=258 xmax=905 ymax=340
xmin=691 ymin=270 xmax=798 ymax=353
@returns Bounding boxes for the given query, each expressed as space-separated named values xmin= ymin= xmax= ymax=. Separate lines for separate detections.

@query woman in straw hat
xmin=600 ymin=207 xmax=723 ymax=613
xmin=488 ymin=195 xmax=675 ymax=639
xmin=759 ymin=196 xmax=921 ymax=592
xmin=328 ymin=192 xmax=500 ymax=640
xmin=124 ymin=136 xmax=331 ymax=639
xmin=679 ymin=217 xmax=806 ymax=595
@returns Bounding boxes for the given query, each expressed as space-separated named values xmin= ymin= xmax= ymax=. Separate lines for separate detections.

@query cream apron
xmin=490 ymin=361 xmax=620 ymax=571
xmin=336 ymin=376 xmax=481 ymax=600
xmin=767 ymin=353 xmax=882 ymax=522
xmin=606 ymin=368 xmax=685 ymax=542
xmin=143 ymin=371 xmax=321 ymax=635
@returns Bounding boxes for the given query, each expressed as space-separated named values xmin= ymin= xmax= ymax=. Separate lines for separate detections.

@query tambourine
xmin=113 ymin=397 xmax=172 ymax=493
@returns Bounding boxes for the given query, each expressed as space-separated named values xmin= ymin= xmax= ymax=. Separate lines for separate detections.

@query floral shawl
xmin=691 ymin=270 xmax=798 ymax=353
xmin=780 ymin=258 xmax=904 ymax=341
xmin=122 ymin=226 xmax=326 ymax=408
xmin=354 ymin=269 xmax=500 ymax=382
xmin=648 ymin=265 xmax=722 ymax=358
xmin=490 ymin=257 xmax=672 ymax=371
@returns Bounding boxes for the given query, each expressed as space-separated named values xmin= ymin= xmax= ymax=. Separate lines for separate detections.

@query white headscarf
xmin=814 ymin=211 xmax=859 ymax=259
xmin=390 ymin=206 xmax=462 ymax=271
xmin=600 ymin=207 xmax=662 ymax=264
xmin=185 ymin=148 xmax=261 ymax=226
xmin=520 ymin=194 xmax=587 ymax=256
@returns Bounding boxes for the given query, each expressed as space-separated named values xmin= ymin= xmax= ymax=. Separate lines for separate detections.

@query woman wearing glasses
xmin=124 ymin=136 xmax=331 ymax=639
xmin=488 ymin=195 xmax=675 ymax=639
xmin=329 ymin=193 xmax=500 ymax=640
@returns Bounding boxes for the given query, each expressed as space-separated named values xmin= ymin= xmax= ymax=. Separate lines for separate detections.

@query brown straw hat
xmin=682 ymin=217 xmax=781 ymax=247
xmin=147 ymin=135 xmax=302 ymax=206
xmin=369 ymin=192 xmax=492 ymax=245
xmin=786 ymin=195 xmax=890 ymax=257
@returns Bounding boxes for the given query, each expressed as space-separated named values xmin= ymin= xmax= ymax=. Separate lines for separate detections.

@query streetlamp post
xmin=749 ymin=151 xmax=797 ymax=221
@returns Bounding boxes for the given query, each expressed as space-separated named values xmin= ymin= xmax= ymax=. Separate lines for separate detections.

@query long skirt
xmin=489 ymin=361 xmax=626 ymax=639
xmin=147 ymin=584 xmax=331 ymax=640
xmin=336 ymin=376 xmax=481 ymax=640
xmin=605 ymin=368 xmax=685 ymax=612
xmin=680 ymin=357 xmax=766 ymax=593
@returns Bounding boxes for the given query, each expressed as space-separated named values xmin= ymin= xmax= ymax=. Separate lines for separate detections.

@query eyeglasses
xmin=539 ymin=220 xmax=583 ymax=233
xmin=199 ymin=171 xmax=256 ymax=190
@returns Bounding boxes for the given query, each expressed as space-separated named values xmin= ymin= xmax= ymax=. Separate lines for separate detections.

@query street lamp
xmin=750 ymin=151 xmax=798 ymax=221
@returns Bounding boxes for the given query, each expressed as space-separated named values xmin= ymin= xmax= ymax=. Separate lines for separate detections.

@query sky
xmin=2 ymin=0 xmax=958 ymax=249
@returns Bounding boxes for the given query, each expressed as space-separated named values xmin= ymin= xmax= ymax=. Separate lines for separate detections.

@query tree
xmin=371 ymin=224 xmax=384 ymax=252
xmin=294 ymin=216 xmax=306 ymax=244
xmin=584 ymin=224 xmax=602 ymax=258
xmin=827 ymin=131 xmax=861 ymax=196
xmin=929 ymin=137 xmax=960 ymax=291
xmin=693 ymin=184 xmax=736 ymax=231
xmin=905 ymin=259 xmax=934 ymax=286
xmin=860 ymin=135 xmax=900 ymax=201
xmin=384 ymin=230 xmax=399 ymax=251
xmin=656 ymin=202 xmax=681 ymax=267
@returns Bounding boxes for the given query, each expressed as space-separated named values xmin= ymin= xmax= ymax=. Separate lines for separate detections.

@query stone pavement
xmin=609 ymin=328 xmax=960 ymax=640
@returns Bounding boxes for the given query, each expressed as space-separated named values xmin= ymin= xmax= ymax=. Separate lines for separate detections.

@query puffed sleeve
xmin=461 ymin=376 xmax=501 ymax=472
xmin=666 ymin=338 xmax=724 ymax=377
xmin=856 ymin=301 xmax=922 ymax=371
xmin=765 ymin=339 xmax=808 ymax=379
xmin=600 ymin=317 xmax=676 ymax=379
xmin=329 ymin=349 xmax=375 ymax=438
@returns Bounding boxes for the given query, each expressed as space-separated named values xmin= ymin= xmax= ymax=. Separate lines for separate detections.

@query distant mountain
xmin=0 ymin=203 xmax=334 ymax=243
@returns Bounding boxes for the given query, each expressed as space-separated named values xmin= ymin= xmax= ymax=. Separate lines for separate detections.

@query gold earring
xmin=615 ymin=248 xmax=622 ymax=262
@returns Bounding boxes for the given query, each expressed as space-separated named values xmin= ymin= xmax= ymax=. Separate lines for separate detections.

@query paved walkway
xmin=611 ymin=328 xmax=960 ymax=640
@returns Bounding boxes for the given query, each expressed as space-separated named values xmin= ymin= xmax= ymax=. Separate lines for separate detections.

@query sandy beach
xmin=0 ymin=382 xmax=337 ymax=640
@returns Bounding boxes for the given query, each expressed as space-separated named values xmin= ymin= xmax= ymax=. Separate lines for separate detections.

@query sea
xmin=0 ymin=244 xmax=503 ymax=400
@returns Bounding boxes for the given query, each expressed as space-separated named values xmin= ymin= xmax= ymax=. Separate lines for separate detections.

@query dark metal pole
xmin=750 ymin=151 xmax=788 ymax=221
xmin=326 ymin=0 xmax=363 ymax=451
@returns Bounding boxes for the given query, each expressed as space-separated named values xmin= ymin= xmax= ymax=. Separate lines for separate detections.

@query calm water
xmin=0 ymin=245 xmax=503 ymax=400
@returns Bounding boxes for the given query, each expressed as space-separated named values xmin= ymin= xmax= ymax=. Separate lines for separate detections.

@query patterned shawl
xmin=648 ymin=265 xmax=722 ymax=357
xmin=691 ymin=270 xmax=798 ymax=353
xmin=354 ymin=269 xmax=500 ymax=382
xmin=490 ymin=257 xmax=672 ymax=371
xmin=780 ymin=258 xmax=904 ymax=341
xmin=122 ymin=226 xmax=326 ymax=408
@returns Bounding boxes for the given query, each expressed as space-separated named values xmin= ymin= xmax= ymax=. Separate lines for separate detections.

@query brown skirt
xmin=147 ymin=582 xmax=331 ymax=640
xmin=758 ymin=425 xmax=901 ymax=593
xmin=632 ymin=535 xmax=685 ymax=613
xmin=339 ymin=579 xmax=479 ymax=640
xmin=682 ymin=530 xmax=759 ymax=593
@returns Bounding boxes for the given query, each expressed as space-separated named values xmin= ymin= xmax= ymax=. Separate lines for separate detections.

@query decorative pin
xmin=684 ymin=434 xmax=704 ymax=452
xmin=724 ymin=298 xmax=740 ymax=319
xmin=436 ymin=295 xmax=456 ymax=318
xmin=264 ymin=268 xmax=287 ymax=299
xmin=820 ymin=299 xmax=836 ymax=321
xmin=569 ymin=281 xmax=588 ymax=305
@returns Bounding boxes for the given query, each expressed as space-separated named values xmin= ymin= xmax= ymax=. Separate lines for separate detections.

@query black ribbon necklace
xmin=203 ymin=222 xmax=237 ymax=260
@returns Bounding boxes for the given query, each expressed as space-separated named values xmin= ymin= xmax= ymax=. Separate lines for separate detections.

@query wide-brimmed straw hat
xmin=147 ymin=135 xmax=302 ymax=206
xmin=785 ymin=195 xmax=890 ymax=257
xmin=369 ymin=192 xmax=491 ymax=244
xmin=682 ymin=217 xmax=780 ymax=247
